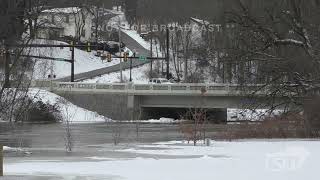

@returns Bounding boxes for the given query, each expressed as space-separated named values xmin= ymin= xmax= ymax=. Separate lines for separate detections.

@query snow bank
xmin=108 ymin=13 xmax=149 ymax=50
xmin=3 ymin=146 xmax=32 ymax=154
xmin=29 ymin=89 xmax=111 ymax=124
xmin=227 ymin=108 xmax=283 ymax=121
xmin=122 ymin=29 xmax=151 ymax=50
xmin=120 ymin=118 xmax=184 ymax=124
xmin=5 ymin=140 xmax=320 ymax=180
xmin=108 ymin=13 xmax=161 ymax=55
xmin=142 ymin=118 xmax=182 ymax=123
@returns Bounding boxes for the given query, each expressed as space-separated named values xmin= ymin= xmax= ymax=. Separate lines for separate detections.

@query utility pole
xmin=118 ymin=17 xmax=123 ymax=83
xmin=150 ymin=24 xmax=153 ymax=79
xmin=166 ymin=27 xmax=170 ymax=80
xmin=95 ymin=6 xmax=99 ymax=48
xmin=71 ymin=41 xmax=75 ymax=82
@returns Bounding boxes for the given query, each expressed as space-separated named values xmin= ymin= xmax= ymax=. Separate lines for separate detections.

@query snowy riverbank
xmin=5 ymin=139 xmax=320 ymax=180
xmin=29 ymin=89 xmax=111 ymax=124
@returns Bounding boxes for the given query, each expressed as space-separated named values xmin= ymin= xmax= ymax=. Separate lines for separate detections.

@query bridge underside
xmin=136 ymin=95 xmax=251 ymax=109
xmin=142 ymin=107 xmax=228 ymax=123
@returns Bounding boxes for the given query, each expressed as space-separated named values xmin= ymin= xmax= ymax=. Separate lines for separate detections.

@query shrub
xmin=221 ymin=112 xmax=313 ymax=140
xmin=26 ymin=101 xmax=61 ymax=123
xmin=303 ymin=96 xmax=320 ymax=137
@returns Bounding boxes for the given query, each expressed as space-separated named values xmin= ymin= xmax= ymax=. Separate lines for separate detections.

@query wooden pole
xmin=71 ymin=42 xmax=75 ymax=82
xmin=166 ymin=27 xmax=170 ymax=80
xmin=0 ymin=145 xmax=3 ymax=176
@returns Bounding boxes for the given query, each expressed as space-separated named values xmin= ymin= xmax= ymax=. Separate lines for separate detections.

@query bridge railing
xmin=28 ymin=81 xmax=269 ymax=96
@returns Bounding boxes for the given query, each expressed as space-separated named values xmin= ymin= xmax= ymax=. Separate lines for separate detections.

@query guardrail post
xmin=186 ymin=85 xmax=190 ymax=91
xmin=74 ymin=83 xmax=78 ymax=89
xmin=0 ymin=145 xmax=3 ymax=176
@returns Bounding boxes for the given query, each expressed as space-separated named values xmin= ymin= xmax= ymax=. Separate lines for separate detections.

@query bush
xmin=303 ymin=96 xmax=320 ymax=136
xmin=179 ymin=109 xmax=208 ymax=146
xmin=26 ymin=101 xmax=61 ymax=123
xmin=220 ymin=113 xmax=312 ymax=140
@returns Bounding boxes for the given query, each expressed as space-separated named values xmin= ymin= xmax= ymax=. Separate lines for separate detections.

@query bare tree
xmin=180 ymin=89 xmax=208 ymax=146
xmin=57 ymin=97 xmax=74 ymax=153
xmin=0 ymin=0 xmax=42 ymax=123
xmin=223 ymin=0 xmax=320 ymax=136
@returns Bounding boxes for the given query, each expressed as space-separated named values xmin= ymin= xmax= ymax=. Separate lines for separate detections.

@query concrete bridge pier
xmin=127 ymin=95 xmax=143 ymax=120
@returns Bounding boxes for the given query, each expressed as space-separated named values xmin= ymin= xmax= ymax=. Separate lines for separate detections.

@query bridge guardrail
xmin=29 ymin=81 xmax=271 ymax=96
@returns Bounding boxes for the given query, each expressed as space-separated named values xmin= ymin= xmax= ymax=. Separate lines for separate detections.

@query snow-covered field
xmin=29 ymin=39 xmax=120 ymax=79
xmin=5 ymin=140 xmax=320 ymax=180
xmin=29 ymin=89 xmax=110 ymax=123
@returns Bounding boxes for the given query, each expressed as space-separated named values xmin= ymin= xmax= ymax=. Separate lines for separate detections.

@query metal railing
xmin=30 ymin=81 xmax=269 ymax=96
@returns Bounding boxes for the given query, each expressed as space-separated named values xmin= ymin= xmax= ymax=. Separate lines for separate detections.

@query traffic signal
xmin=124 ymin=52 xmax=128 ymax=62
xmin=87 ymin=42 xmax=91 ymax=52
xmin=107 ymin=53 xmax=112 ymax=62
xmin=70 ymin=41 xmax=74 ymax=51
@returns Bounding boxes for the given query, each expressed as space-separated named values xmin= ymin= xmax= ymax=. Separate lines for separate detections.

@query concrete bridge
xmin=33 ymin=81 xmax=283 ymax=121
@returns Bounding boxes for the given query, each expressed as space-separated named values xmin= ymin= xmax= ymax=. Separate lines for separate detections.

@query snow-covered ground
xmin=83 ymin=63 xmax=149 ymax=83
xmin=108 ymin=11 xmax=162 ymax=56
xmin=3 ymin=146 xmax=32 ymax=155
xmin=5 ymin=140 xmax=320 ymax=180
xmin=29 ymin=39 xmax=120 ymax=79
xmin=29 ymin=89 xmax=110 ymax=123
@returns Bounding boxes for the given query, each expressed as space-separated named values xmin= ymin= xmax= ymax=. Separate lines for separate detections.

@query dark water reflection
xmin=0 ymin=122 xmax=185 ymax=149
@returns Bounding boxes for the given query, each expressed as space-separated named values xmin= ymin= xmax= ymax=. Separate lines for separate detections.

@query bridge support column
xmin=127 ymin=95 xmax=135 ymax=109
xmin=127 ymin=95 xmax=141 ymax=120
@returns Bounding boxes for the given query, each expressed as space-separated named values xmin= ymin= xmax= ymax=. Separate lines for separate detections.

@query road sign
xmin=55 ymin=58 xmax=69 ymax=62
xmin=139 ymin=55 xmax=146 ymax=61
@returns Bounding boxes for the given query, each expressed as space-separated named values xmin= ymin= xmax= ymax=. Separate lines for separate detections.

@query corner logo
xmin=265 ymin=146 xmax=310 ymax=171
